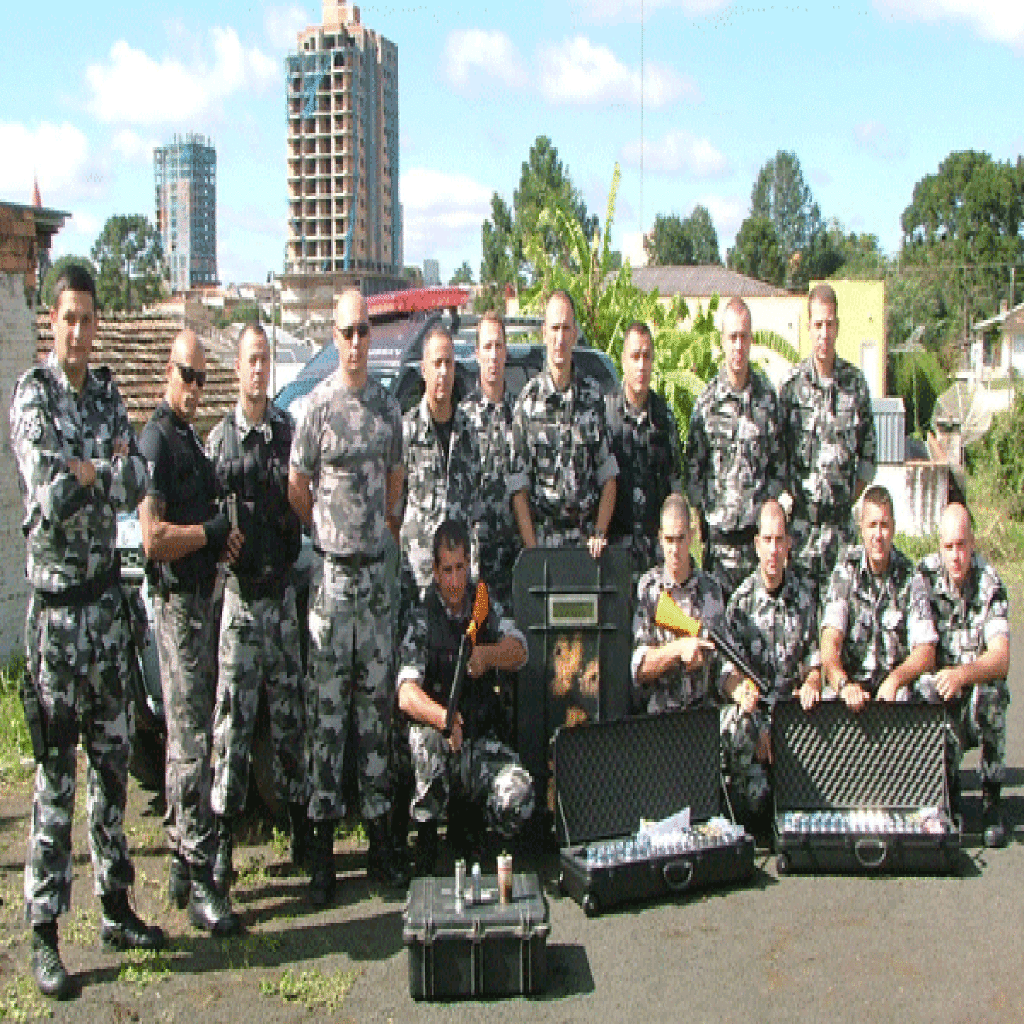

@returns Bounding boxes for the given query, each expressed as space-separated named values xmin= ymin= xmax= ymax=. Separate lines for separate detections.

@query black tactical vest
xmin=606 ymin=388 xmax=675 ymax=542
xmin=217 ymin=407 xmax=302 ymax=582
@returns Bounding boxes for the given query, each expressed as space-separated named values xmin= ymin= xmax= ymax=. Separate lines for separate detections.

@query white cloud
xmin=580 ymin=0 xmax=730 ymax=23
xmin=85 ymin=27 xmax=277 ymax=125
xmin=444 ymin=30 xmax=528 ymax=90
xmin=853 ymin=120 xmax=906 ymax=160
xmin=0 ymin=122 xmax=101 ymax=202
xmin=538 ymin=36 xmax=698 ymax=107
xmin=111 ymin=129 xmax=160 ymax=164
xmin=264 ymin=5 xmax=311 ymax=52
xmin=621 ymin=129 xmax=730 ymax=177
xmin=399 ymin=168 xmax=491 ymax=263
xmin=874 ymin=0 xmax=1024 ymax=49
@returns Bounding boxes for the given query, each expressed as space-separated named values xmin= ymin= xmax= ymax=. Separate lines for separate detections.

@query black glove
xmin=204 ymin=511 xmax=231 ymax=555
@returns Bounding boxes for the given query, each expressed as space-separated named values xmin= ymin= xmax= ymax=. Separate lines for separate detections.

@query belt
xmin=34 ymin=562 xmax=121 ymax=608
xmin=159 ymin=574 xmax=216 ymax=601
xmin=226 ymin=573 xmax=288 ymax=602
xmin=708 ymin=525 xmax=757 ymax=545
xmin=313 ymin=545 xmax=385 ymax=571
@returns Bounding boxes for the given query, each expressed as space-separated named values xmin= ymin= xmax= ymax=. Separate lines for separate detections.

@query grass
xmin=0 ymin=657 xmax=34 ymax=784
xmin=259 ymin=967 xmax=358 ymax=1013
xmin=0 ymin=975 xmax=52 ymax=1022
xmin=117 ymin=948 xmax=172 ymax=988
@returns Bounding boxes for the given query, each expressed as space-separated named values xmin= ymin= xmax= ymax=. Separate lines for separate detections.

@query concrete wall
xmin=874 ymin=462 xmax=949 ymax=538
xmin=0 ymin=271 xmax=35 ymax=659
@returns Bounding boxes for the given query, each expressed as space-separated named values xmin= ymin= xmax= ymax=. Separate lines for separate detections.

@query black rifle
xmin=442 ymin=581 xmax=490 ymax=739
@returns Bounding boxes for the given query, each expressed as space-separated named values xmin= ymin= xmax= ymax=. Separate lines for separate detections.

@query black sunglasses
xmin=338 ymin=322 xmax=370 ymax=341
xmin=175 ymin=363 xmax=207 ymax=387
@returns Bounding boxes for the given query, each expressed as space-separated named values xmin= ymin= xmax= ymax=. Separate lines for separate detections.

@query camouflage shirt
xmin=605 ymin=387 xmax=682 ymax=573
xmin=9 ymin=352 xmax=146 ymax=592
xmin=821 ymin=544 xmax=925 ymax=693
xmin=400 ymin=396 xmax=483 ymax=589
xmin=290 ymin=371 xmax=402 ymax=558
xmin=726 ymin=567 xmax=820 ymax=701
xmin=909 ymin=552 xmax=1010 ymax=675
xmin=461 ymin=387 xmax=519 ymax=592
xmin=779 ymin=356 xmax=876 ymax=524
xmin=508 ymin=368 xmax=618 ymax=539
xmin=631 ymin=563 xmax=727 ymax=713
xmin=685 ymin=368 xmax=785 ymax=532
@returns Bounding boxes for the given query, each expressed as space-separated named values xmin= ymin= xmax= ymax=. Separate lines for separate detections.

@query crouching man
xmin=396 ymin=519 xmax=534 ymax=874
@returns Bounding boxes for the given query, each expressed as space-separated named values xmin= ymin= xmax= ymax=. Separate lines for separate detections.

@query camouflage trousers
xmin=789 ymin=516 xmax=856 ymax=607
xmin=306 ymin=556 xmax=394 ymax=822
xmin=720 ymin=704 xmax=771 ymax=816
xmin=703 ymin=540 xmax=758 ymax=603
xmin=153 ymin=585 xmax=219 ymax=869
xmin=406 ymin=724 xmax=534 ymax=839
xmin=23 ymin=588 xmax=135 ymax=924
xmin=934 ymin=678 xmax=1008 ymax=788
xmin=211 ymin=581 xmax=308 ymax=818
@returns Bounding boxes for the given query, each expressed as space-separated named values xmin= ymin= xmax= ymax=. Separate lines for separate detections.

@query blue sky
xmin=2 ymin=1 xmax=1022 ymax=286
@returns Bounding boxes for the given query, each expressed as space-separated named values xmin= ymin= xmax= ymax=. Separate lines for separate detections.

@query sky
xmin=2 ymin=1 xmax=1022 ymax=287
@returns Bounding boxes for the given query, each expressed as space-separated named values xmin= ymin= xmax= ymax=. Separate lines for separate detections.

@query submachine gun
xmin=443 ymin=581 xmax=490 ymax=739
xmin=654 ymin=591 xmax=768 ymax=695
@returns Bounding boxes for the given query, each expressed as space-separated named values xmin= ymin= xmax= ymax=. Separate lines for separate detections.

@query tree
xmin=90 ymin=215 xmax=165 ymax=312
xmin=900 ymin=150 xmax=1024 ymax=333
xmin=682 ymin=205 xmax=720 ymax=265
xmin=41 ymin=255 xmax=96 ymax=308
xmin=646 ymin=206 xmax=720 ymax=267
xmin=727 ymin=216 xmax=785 ymax=286
xmin=646 ymin=214 xmax=691 ymax=265
xmin=449 ymin=261 xmax=474 ymax=286
xmin=480 ymin=136 xmax=597 ymax=293
xmin=750 ymin=150 xmax=822 ymax=264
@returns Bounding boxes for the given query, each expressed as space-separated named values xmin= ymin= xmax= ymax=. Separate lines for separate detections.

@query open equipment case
xmin=553 ymin=708 xmax=755 ymax=916
xmin=772 ymin=699 xmax=961 ymax=875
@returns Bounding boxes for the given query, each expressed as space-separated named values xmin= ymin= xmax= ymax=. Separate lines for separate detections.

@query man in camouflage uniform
xmin=606 ymin=321 xmax=683 ymax=582
xmin=819 ymin=485 xmax=934 ymax=711
xmin=631 ymin=495 xmax=725 ymax=714
xmin=509 ymin=290 xmax=617 ymax=558
xmin=721 ymin=499 xmax=822 ymax=830
xmin=207 ymin=324 xmax=308 ymax=894
xmin=686 ymin=298 xmax=785 ymax=599
xmin=140 ymin=330 xmax=242 ymax=937
xmin=909 ymin=503 xmax=1011 ymax=848
xmin=779 ymin=284 xmax=876 ymax=601
xmin=10 ymin=265 xmax=164 ymax=999
xmin=396 ymin=518 xmax=533 ymax=874
xmin=401 ymin=326 xmax=482 ymax=595
xmin=461 ymin=311 xmax=520 ymax=612
xmin=288 ymin=288 xmax=408 ymax=903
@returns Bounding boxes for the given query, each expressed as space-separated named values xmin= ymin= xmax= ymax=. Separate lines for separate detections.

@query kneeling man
xmin=396 ymin=519 xmax=534 ymax=873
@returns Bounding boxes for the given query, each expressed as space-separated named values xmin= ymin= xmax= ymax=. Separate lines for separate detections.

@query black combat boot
xmin=308 ymin=820 xmax=337 ymax=907
xmin=288 ymin=803 xmax=310 ymax=871
xmin=99 ymin=889 xmax=166 ymax=951
xmin=31 ymin=921 xmax=71 ymax=1000
xmin=168 ymin=852 xmax=190 ymax=909
xmin=188 ymin=866 xmax=240 ymax=936
xmin=365 ymin=816 xmax=410 ymax=888
xmin=982 ymin=783 xmax=1007 ymax=849
xmin=413 ymin=821 xmax=438 ymax=877
xmin=212 ymin=817 xmax=235 ymax=896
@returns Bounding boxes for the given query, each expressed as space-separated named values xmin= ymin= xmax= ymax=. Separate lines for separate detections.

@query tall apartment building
xmin=284 ymin=2 xmax=402 ymax=336
xmin=154 ymin=134 xmax=218 ymax=293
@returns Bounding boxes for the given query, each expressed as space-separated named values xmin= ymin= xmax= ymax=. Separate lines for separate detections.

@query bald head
xmin=938 ymin=502 xmax=974 ymax=590
xmin=237 ymin=324 xmax=271 ymax=407
xmin=334 ymin=288 xmax=371 ymax=386
xmin=167 ymin=329 xmax=206 ymax=423
xmin=755 ymin=498 xmax=790 ymax=589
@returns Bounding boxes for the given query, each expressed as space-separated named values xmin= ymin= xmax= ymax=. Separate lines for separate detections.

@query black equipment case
xmin=772 ymin=699 xmax=961 ymax=875
xmin=403 ymin=872 xmax=549 ymax=1000
xmin=553 ymin=708 xmax=755 ymax=916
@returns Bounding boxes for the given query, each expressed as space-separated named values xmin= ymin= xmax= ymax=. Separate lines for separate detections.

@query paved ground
xmin=1 ymin=633 xmax=1022 ymax=1023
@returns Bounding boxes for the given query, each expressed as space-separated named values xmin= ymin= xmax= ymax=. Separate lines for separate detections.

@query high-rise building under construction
xmin=154 ymin=133 xmax=218 ymax=293
xmin=285 ymin=1 xmax=401 ymax=322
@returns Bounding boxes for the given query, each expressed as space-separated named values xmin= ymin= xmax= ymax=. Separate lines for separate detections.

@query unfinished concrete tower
xmin=154 ymin=133 xmax=218 ymax=294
